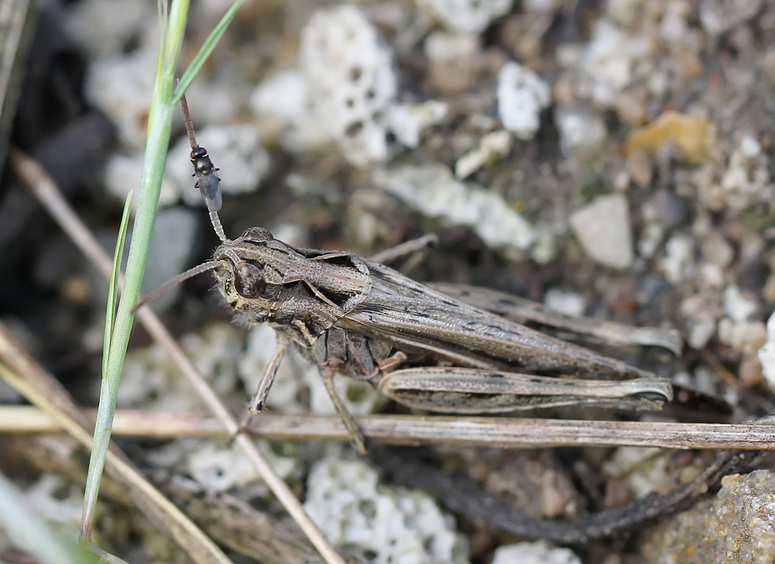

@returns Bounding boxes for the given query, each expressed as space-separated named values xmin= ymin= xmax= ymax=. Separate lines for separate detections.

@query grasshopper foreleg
xmin=320 ymin=365 xmax=369 ymax=454
xmin=235 ymin=333 xmax=291 ymax=439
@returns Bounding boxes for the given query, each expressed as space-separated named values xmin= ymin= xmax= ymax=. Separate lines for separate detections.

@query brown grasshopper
xmin=209 ymin=227 xmax=677 ymax=453
xmin=156 ymin=95 xmax=695 ymax=454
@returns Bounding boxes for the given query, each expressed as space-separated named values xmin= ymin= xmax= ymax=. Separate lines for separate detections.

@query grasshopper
xmin=158 ymin=95 xmax=691 ymax=454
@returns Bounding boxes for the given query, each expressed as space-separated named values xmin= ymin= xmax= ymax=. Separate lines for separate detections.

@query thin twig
xmin=2 ymin=405 xmax=775 ymax=449
xmin=10 ymin=149 xmax=344 ymax=564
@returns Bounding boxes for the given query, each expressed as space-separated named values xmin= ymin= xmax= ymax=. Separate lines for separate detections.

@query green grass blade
xmin=81 ymin=0 xmax=191 ymax=539
xmin=173 ymin=0 xmax=246 ymax=102
xmin=101 ymin=192 xmax=132 ymax=377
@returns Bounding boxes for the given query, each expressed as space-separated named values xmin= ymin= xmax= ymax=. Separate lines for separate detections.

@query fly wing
xmin=338 ymin=262 xmax=651 ymax=380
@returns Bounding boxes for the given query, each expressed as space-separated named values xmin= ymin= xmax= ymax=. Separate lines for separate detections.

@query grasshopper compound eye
xmin=234 ymin=263 xmax=266 ymax=298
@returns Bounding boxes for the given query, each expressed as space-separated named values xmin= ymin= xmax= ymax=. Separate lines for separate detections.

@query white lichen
xmin=492 ymin=540 xmax=581 ymax=564
xmin=238 ymin=324 xmax=383 ymax=417
xmin=86 ymin=48 xmax=157 ymax=150
xmin=419 ymin=0 xmax=513 ymax=34
xmin=300 ymin=5 xmax=398 ymax=167
xmin=187 ymin=441 xmax=298 ymax=496
xmin=575 ymin=19 xmax=654 ymax=106
xmin=119 ymin=322 xmax=244 ymax=411
xmin=554 ymin=107 xmax=606 ymax=159
xmin=716 ymin=133 xmax=774 ymax=211
xmin=250 ymin=69 xmax=333 ymax=152
xmin=303 ymin=457 xmax=469 ymax=563
xmin=373 ymin=164 xmax=537 ymax=257
xmin=388 ymin=100 xmax=449 ymax=149
xmin=496 ymin=61 xmax=551 ymax=140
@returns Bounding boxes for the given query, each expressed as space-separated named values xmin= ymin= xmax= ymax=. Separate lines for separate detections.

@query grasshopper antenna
xmin=180 ymin=92 xmax=228 ymax=243
xmin=133 ymin=260 xmax=229 ymax=312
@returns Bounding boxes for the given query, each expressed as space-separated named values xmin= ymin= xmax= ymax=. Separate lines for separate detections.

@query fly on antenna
xmin=180 ymin=92 xmax=228 ymax=243
xmin=134 ymin=93 xmax=232 ymax=312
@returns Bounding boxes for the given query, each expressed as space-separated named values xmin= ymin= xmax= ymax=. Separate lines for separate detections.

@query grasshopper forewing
xmin=212 ymin=228 xmax=675 ymax=453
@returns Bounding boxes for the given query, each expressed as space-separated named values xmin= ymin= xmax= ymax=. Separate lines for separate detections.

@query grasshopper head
xmin=212 ymin=227 xmax=286 ymax=325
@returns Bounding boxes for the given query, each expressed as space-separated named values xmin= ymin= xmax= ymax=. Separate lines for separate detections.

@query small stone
xmin=722 ymin=285 xmax=759 ymax=322
xmin=702 ymin=233 xmax=734 ymax=268
xmin=424 ymin=31 xmax=480 ymax=93
xmin=718 ymin=319 xmax=767 ymax=356
xmin=143 ymin=208 xmax=200 ymax=310
xmin=64 ymin=0 xmax=154 ymax=58
xmin=687 ymin=319 xmax=717 ymax=350
xmin=86 ymin=48 xmax=157 ymax=150
xmin=570 ymin=193 xmax=634 ymax=270
xmin=104 ymin=153 xmax=178 ymax=208
xmin=492 ymin=540 xmax=581 ymax=564
xmin=454 ymin=130 xmax=513 ymax=179
xmin=544 ymin=288 xmax=585 ymax=317
xmin=699 ymin=263 xmax=725 ymax=290
xmin=419 ymin=0 xmax=513 ymax=34
xmin=758 ymin=309 xmax=775 ymax=391
xmin=555 ymin=107 xmax=607 ymax=160
xmin=626 ymin=148 xmax=654 ymax=186
xmin=388 ymin=100 xmax=449 ymax=149
xmin=660 ymin=234 xmax=696 ymax=284
xmin=653 ymin=188 xmax=690 ymax=229
xmin=497 ymin=61 xmax=551 ymax=140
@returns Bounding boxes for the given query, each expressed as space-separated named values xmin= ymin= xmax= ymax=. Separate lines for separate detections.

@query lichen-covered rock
xmin=250 ymin=69 xmax=333 ymax=153
xmin=86 ymin=48 xmax=158 ymax=150
xmin=119 ymin=322 xmax=244 ymax=411
xmin=638 ymin=470 xmax=775 ymax=563
xmin=492 ymin=540 xmax=581 ymax=564
xmin=419 ymin=0 xmax=514 ymax=34
xmin=373 ymin=164 xmax=537 ymax=257
xmin=303 ymin=457 xmax=469 ymax=563
xmin=300 ymin=5 xmax=398 ymax=167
